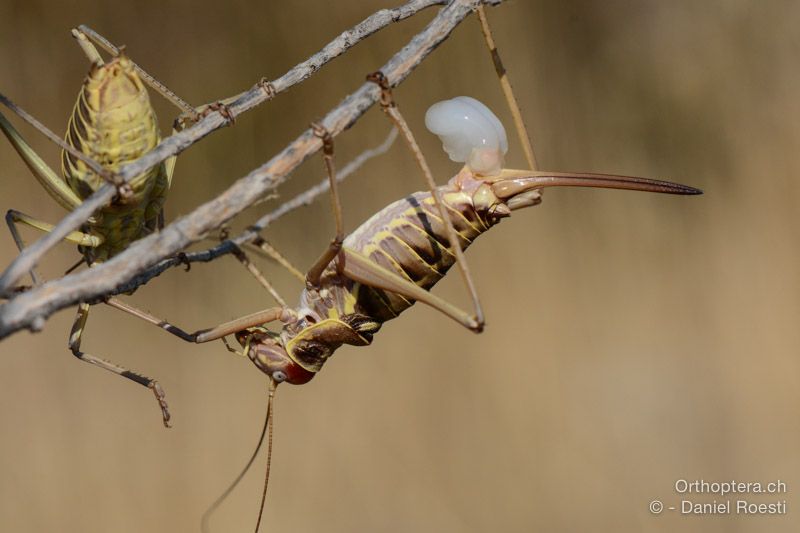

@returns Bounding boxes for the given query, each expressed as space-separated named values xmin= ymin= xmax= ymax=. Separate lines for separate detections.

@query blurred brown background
xmin=1 ymin=0 xmax=798 ymax=531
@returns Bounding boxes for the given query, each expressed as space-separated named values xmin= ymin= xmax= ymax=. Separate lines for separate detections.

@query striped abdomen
xmin=62 ymin=55 xmax=168 ymax=260
xmin=343 ymin=187 xmax=496 ymax=321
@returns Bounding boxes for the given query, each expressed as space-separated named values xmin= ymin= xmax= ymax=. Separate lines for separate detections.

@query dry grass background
xmin=0 ymin=0 xmax=798 ymax=531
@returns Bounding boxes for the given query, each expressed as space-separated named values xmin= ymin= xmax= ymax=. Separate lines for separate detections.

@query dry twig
xmin=0 ymin=0 xmax=501 ymax=338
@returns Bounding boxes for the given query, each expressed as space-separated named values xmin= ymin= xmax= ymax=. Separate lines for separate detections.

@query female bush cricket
xmin=96 ymin=8 xmax=702 ymax=530
xmin=118 ymin=93 xmax=699 ymax=393
xmin=115 ymin=93 xmax=699 ymax=530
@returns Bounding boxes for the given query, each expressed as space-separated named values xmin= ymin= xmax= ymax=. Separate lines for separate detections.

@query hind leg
xmin=68 ymin=302 xmax=171 ymax=427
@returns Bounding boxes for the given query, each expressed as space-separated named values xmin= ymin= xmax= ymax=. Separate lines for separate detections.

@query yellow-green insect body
xmin=0 ymin=27 xmax=186 ymax=427
xmin=64 ymin=54 xmax=170 ymax=261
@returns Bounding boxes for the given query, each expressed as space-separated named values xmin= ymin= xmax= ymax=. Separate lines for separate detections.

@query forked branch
xmin=0 ymin=0 xmax=503 ymax=338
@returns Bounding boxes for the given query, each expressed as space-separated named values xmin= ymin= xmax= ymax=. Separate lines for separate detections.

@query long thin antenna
xmin=254 ymin=381 xmax=277 ymax=532
xmin=201 ymin=381 xmax=276 ymax=533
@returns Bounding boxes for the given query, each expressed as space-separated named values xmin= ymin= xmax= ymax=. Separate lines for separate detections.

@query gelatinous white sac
xmin=424 ymin=96 xmax=508 ymax=175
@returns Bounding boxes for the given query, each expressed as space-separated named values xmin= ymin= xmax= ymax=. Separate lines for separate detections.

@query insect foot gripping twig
xmin=257 ymin=78 xmax=277 ymax=100
xmin=202 ymin=101 xmax=237 ymax=126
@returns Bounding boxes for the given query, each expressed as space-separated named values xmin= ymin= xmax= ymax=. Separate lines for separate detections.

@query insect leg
xmin=304 ymin=123 xmax=345 ymax=288
xmin=246 ymin=237 xmax=305 ymax=283
xmin=1 ymin=90 xmax=114 ymax=195
xmin=6 ymin=210 xmax=102 ymax=248
xmin=68 ymin=302 xmax=172 ymax=427
xmin=229 ymin=244 xmax=288 ymax=307
xmin=340 ymin=247 xmax=480 ymax=330
xmin=105 ymin=297 xmax=290 ymax=343
xmin=0 ymin=108 xmax=82 ymax=211
xmin=8 ymin=214 xmax=164 ymax=424
xmin=3 ymin=212 xmax=167 ymax=426
xmin=5 ymin=210 xmax=102 ymax=285
xmin=210 ymin=228 xmax=298 ymax=304
xmin=5 ymin=212 xmax=41 ymax=286
xmin=367 ymin=72 xmax=485 ymax=332
xmin=70 ymin=26 xmax=104 ymax=65
xmin=476 ymin=5 xmax=537 ymax=171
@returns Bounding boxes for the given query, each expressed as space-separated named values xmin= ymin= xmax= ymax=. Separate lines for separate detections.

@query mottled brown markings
xmin=379 ymin=234 xmax=443 ymax=284
xmin=404 ymin=195 xmax=451 ymax=258
xmin=369 ymin=247 xmax=408 ymax=280
xmin=394 ymin=223 xmax=449 ymax=268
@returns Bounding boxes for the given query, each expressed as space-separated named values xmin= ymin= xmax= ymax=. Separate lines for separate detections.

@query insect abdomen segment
xmin=344 ymin=187 xmax=492 ymax=320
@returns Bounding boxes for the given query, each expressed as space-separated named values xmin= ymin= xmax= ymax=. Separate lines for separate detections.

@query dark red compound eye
xmin=281 ymin=359 xmax=315 ymax=385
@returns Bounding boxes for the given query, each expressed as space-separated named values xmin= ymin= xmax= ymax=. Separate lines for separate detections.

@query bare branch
xmin=0 ymin=0 xmax=449 ymax=293
xmin=0 ymin=0 xmax=497 ymax=338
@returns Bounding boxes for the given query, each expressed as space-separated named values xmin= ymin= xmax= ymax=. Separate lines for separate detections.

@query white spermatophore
xmin=424 ymin=96 xmax=508 ymax=175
